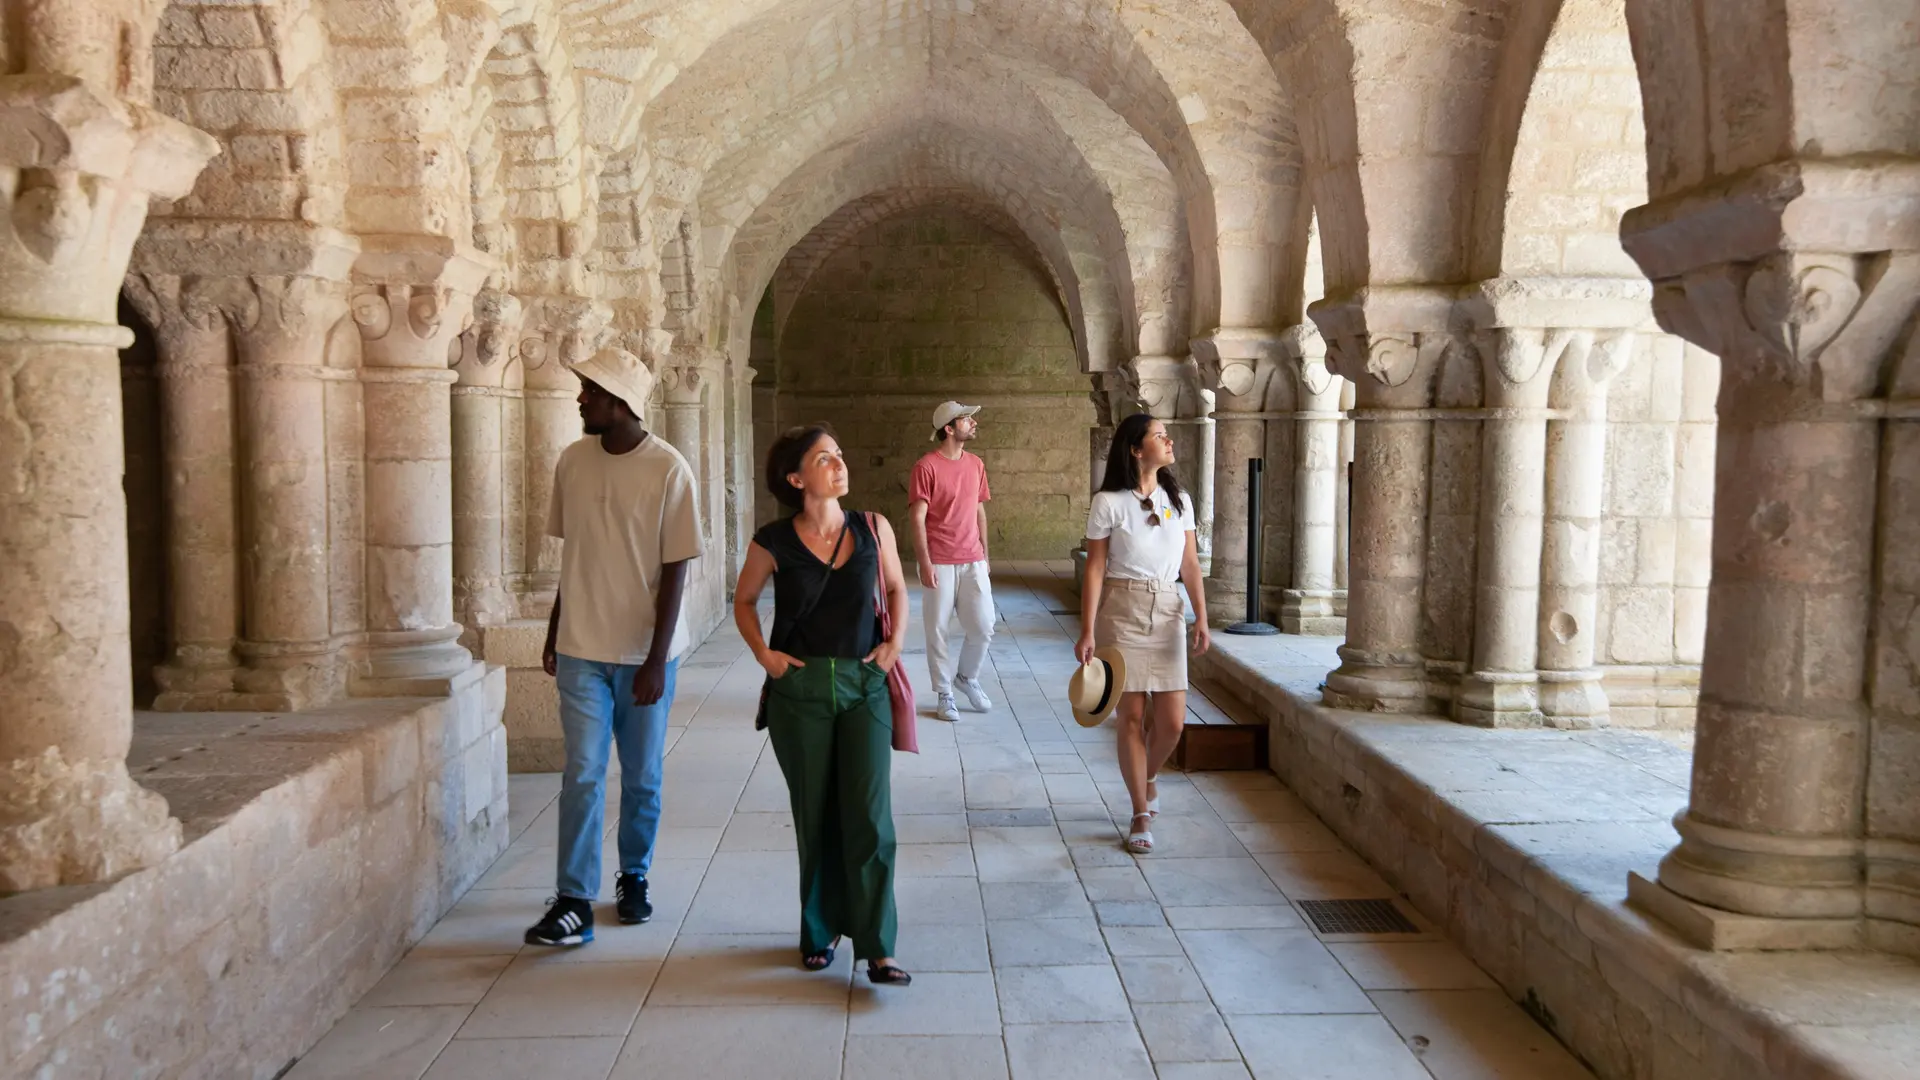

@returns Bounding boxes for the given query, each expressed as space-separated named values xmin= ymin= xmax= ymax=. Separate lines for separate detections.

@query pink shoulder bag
xmin=866 ymin=512 xmax=918 ymax=754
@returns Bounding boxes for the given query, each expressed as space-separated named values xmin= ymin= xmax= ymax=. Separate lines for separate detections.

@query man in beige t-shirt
xmin=526 ymin=347 xmax=703 ymax=949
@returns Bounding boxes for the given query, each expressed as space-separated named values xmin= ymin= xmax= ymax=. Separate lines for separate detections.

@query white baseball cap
xmin=930 ymin=401 xmax=981 ymax=440
xmin=568 ymin=346 xmax=654 ymax=419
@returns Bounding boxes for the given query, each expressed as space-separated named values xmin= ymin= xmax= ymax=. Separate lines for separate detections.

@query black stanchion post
xmin=1226 ymin=456 xmax=1279 ymax=636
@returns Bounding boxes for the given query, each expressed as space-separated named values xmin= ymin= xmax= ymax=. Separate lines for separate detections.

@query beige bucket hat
xmin=568 ymin=346 xmax=655 ymax=419
xmin=1067 ymin=646 xmax=1129 ymax=727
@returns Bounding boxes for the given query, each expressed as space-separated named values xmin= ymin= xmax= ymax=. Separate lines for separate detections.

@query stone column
xmin=0 ymin=75 xmax=216 ymax=889
xmin=452 ymin=288 xmax=522 ymax=644
xmin=219 ymin=251 xmax=359 ymax=709
xmin=658 ymin=354 xmax=709 ymax=495
xmin=349 ymin=240 xmax=493 ymax=689
xmin=1449 ymin=326 xmax=1568 ymax=726
xmin=1537 ymin=331 xmax=1635 ymax=725
xmin=121 ymin=274 xmax=245 ymax=706
xmin=1621 ymin=161 xmax=1920 ymax=952
xmin=1279 ymin=324 xmax=1347 ymax=635
xmin=1195 ymin=330 xmax=1286 ymax=624
xmin=513 ymin=296 xmax=603 ymax=612
xmin=1314 ymin=290 xmax=1451 ymax=712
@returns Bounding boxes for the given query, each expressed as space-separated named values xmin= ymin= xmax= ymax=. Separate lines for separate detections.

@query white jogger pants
xmin=924 ymin=560 xmax=995 ymax=695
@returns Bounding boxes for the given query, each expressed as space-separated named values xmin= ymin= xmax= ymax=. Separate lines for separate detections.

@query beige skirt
xmin=1093 ymin=578 xmax=1189 ymax=693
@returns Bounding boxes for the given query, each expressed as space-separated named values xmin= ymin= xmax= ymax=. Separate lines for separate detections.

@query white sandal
xmin=1127 ymin=813 xmax=1154 ymax=854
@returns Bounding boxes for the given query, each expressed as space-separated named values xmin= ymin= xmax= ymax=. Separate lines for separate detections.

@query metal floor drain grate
xmin=1299 ymin=898 xmax=1419 ymax=935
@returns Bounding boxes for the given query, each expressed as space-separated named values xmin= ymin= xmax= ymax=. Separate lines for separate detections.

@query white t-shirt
xmin=1084 ymin=488 xmax=1195 ymax=582
xmin=546 ymin=434 xmax=704 ymax=664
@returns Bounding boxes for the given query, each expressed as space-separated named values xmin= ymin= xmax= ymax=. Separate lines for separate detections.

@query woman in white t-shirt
xmin=1075 ymin=413 xmax=1211 ymax=855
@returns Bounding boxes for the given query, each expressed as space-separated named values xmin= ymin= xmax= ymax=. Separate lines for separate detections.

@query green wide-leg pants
xmin=765 ymin=657 xmax=899 ymax=960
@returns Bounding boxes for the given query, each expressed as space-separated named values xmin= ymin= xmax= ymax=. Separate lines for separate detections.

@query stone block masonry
xmin=1 ymin=667 xmax=508 ymax=1078
xmin=770 ymin=207 xmax=1093 ymax=561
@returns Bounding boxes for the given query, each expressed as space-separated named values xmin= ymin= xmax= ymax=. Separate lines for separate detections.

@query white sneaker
xmin=955 ymin=675 xmax=993 ymax=713
xmin=935 ymin=693 xmax=961 ymax=722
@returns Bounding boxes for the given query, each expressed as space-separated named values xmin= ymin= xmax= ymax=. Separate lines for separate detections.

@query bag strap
xmin=771 ymin=516 xmax=846 ymax=653
xmin=864 ymin=512 xmax=888 ymax=614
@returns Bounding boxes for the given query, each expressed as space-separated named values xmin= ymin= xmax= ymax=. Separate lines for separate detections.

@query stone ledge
xmin=1 ymin=666 xmax=508 ymax=1078
xmin=1194 ymin=635 xmax=1920 ymax=1080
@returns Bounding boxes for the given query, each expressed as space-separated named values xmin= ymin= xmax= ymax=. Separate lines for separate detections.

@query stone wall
xmin=768 ymin=207 xmax=1092 ymax=561
xmin=1 ymin=668 xmax=508 ymax=1079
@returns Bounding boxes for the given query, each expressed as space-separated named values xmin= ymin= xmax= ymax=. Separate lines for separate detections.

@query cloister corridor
xmin=284 ymin=568 xmax=1596 ymax=1080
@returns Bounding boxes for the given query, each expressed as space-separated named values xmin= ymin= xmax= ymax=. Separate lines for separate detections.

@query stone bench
xmin=1194 ymin=634 xmax=1920 ymax=1080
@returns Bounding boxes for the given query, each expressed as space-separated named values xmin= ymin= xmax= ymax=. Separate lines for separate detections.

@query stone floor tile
xmin=648 ymin=933 xmax=854 ymax=1006
xmin=843 ymin=1035 xmax=1009 ymax=1080
xmin=1094 ymin=900 xmax=1166 ymax=926
xmin=612 ymin=1005 xmax=846 ymax=1080
xmin=284 ymin=1006 xmax=471 ymax=1080
xmin=963 ymin=770 xmax=1052 ymax=810
xmin=681 ymin=850 xmax=800 ymax=934
xmin=895 ymin=877 xmax=985 ymax=925
xmin=1180 ymin=928 xmax=1374 ymax=1015
xmin=411 ymin=888 xmax=549 ymax=958
xmin=1079 ymin=865 xmax=1156 ymax=903
xmin=718 ymin=812 xmax=796 ymax=852
xmin=986 ymin=916 xmax=1110 ymax=966
xmin=970 ymin=835 xmax=1076 ymax=883
xmin=1133 ymin=1001 xmax=1244 ymax=1063
xmin=652 ymin=825 xmax=725 ymax=860
xmin=980 ymin=880 xmax=1091 ymax=919
xmin=994 ymin=963 xmax=1132 ymax=1023
xmin=1372 ymin=989 xmax=1597 ymax=1079
xmin=1069 ymin=843 xmax=1137 ymax=869
xmin=1041 ymin=772 xmax=1101 ymax=804
xmin=1153 ymin=1064 xmax=1254 ymax=1080
xmin=1035 ymin=754 xmax=1088 ymax=775
xmin=896 ymin=842 xmax=980 ymax=877
xmin=895 ymin=813 xmax=971 ymax=844
xmin=1227 ymin=1013 xmax=1432 ymax=1080
xmin=847 ymin=972 xmax=1001 ymax=1035
xmin=1164 ymin=905 xmax=1304 ymax=931
xmin=891 ymin=775 xmax=967 ymax=815
xmin=1102 ymin=924 xmax=1187 ymax=957
xmin=358 ymin=954 xmax=514 ymax=1007
xmin=1002 ymin=1021 xmax=1155 ymax=1080
xmin=420 ymin=1036 xmax=622 ymax=1080
xmin=1204 ymin=788 xmax=1313 ymax=824
xmin=967 ymin=808 xmax=1056 ymax=828
xmin=1142 ymin=857 xmax=1288 ymax=907
xmin=903 ymin=921 xmax=991 ymax=971
xmin=1253 ymin=851 xmax=1395 ymax=901
xmin=1228 ymin=820 xmax=1345 ymax=855
xmin=1115 ymin=955 xmax=1211 ymax=1003
xmin=1327 ymin=942 xmax=1499 ymax=991
xmin=456 ymin=953 xmax=657 ymax=1038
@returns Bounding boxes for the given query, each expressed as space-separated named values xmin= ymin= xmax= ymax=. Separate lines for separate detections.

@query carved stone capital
xmin=1128 ymin=354 xmax=1210 ymax=420
xmin=350 ymin=238 xmax=493 ymax=370
xmin=454 ymin=288 xmax=524 ymax=387
xmin=515 ymin=293 xmax=610 ymax=390
xmin=1310 ymin=288 xmax=1454 ymax=409
xmin=1277 ymin=323 xmax=1340 ymax=403
xmin=0 ymin=76 xmax=218 ymax=326
xmin=1192 ymin=328 xmax=1286 ymax=413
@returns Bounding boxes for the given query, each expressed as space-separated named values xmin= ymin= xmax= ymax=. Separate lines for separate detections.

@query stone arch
xmin=1470 ymin=0 xmax=1647 ymax=281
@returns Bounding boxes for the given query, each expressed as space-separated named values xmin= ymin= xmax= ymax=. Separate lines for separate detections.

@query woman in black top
xmin=733 ymin=422 xmax=912 ymax=985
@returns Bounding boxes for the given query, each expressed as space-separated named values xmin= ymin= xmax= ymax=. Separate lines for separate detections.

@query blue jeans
xmin=554 ymin=653 xmax=679 ymax=900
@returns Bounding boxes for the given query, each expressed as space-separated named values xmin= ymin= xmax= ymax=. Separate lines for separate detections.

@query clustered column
xmin=1130 ymin=354 xmax=1216 ymax=556
xmin=1278 ymin=324 xmax=1347 ymax=635
xmin=1195 ymin=330 xmax=1285 ymax=623
xmin=451 ymin=288 xmax=523 ymax=641
xmin=350 ymin=243 xmax=493 ymax=689
xmin=1621 ymin=162 xmax=1920 ymax=953
xmin=0 ymin=65 xmax=217 ymax=888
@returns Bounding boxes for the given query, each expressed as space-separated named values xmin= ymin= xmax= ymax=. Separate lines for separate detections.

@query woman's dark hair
xmin=765 ymin=422 xmax=837 ymax=511
xmin=1099 ymin=412 xmax=1185 ymax=514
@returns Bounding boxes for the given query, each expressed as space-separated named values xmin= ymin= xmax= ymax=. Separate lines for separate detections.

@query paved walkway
xmin=287 ymin=566 xmax=1593 ymax=1080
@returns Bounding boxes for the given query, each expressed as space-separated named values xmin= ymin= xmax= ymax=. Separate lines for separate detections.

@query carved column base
xmin=1452 ymin=672 xmax=1544 ymax=728
xmin=1323 ymin=646 xmax=1429 ymax=713
xmin=1537 ymin=669 xmax=1610 ymax=728
xmin=1279 ymin=589 xmax=1345 ymax=636
xmin=1658 ymin=809 xmax=1865 ymax=919
xmin=220 ymin=639 xmax=349 ymax=711
xmin=1627 ymin=872 xmax=1863 ymax=951
xmin=0 ymin=748 xmax=182 ymax=892
xmin=151 ymin=644 xmax=242 ymax=711
xmin=353 ymin=628 xmax=477 ymax=695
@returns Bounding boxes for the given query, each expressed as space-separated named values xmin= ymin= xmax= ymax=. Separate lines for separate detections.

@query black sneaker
xmin=524 ymin=896 xmax=594 ymax=946
xmin=615 ymin=872 xmax=652 ymax=925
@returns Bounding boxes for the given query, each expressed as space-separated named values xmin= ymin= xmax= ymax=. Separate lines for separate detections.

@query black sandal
xmin=803 ymin=936 xmax=841 ymax=971
xmin=866 ymin=962 xmax=912 ymax=985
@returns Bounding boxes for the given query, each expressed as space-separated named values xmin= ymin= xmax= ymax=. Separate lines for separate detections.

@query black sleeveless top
xmin=753 ymin=511 xmax=880 ymax=659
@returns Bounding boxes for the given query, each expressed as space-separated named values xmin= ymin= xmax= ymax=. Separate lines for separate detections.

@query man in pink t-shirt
xmin=909 ymin=401 xmax=997 ymax=722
